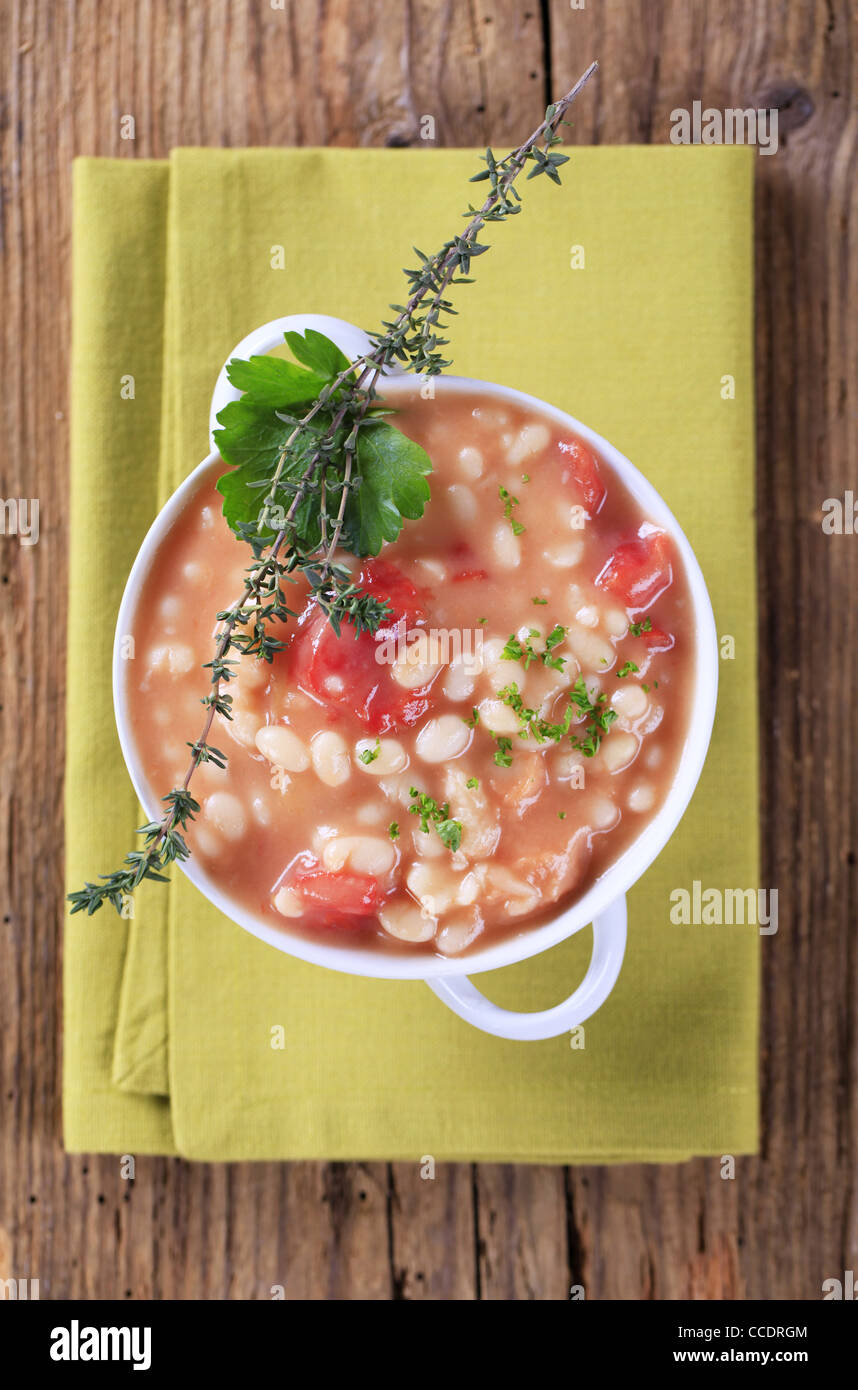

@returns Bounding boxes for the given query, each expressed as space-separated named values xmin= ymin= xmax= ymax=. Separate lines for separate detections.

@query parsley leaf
xmin=283 ymin=327 xmax=352 ymax=380
xmin=214 ymin=330 xmax=432 ymax=557
xmin=629 ymin=617 xmax=652 ymax=636
xmin=341 ymin=419 xmax=433 ymax=556
xmin=221 ymin=353 xmax=329 ymax=410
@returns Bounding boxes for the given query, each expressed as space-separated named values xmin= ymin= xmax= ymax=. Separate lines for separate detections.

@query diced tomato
xmin=643 ymin=623 xmax=674 ymax=652
xmin=292 ymin=870 xmax=379 ymax=918
xmin=448 ymin=540 xmax=489 ymax=583
xmin=596 ymin=530 xmax=673 ymax=611
xmin=559 ymin=438 xmax=607 ymax=514
xmin=453 ymin=568 xmax=489 ymax=583
xmin=289 ymin=559 xmax=434 ymax=733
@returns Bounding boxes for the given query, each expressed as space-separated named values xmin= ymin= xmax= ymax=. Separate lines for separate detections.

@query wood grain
xmin=1 ymin=0 xmax=855 ymax=1300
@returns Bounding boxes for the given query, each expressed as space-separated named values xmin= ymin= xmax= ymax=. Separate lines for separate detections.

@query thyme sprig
xmin=69 ymin=63 xmax=599 ymax=917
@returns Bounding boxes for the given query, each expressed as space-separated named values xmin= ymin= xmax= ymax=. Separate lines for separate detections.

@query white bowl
xmin=114 ymin=316 xmax=718 ymax=1039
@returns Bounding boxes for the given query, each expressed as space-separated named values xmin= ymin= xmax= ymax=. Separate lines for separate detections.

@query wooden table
xmin=1 ymin=0 xmax=855 ymax=1301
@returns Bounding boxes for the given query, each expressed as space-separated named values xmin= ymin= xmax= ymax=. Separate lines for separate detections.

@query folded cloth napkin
xmin=65 ymin=146 xmax=759 ymax=1161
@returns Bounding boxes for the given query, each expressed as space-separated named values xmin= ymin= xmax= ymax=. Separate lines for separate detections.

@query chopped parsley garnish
xmin=532 ymin=596 xmax=548 ymax=605
xmin=407 ymin=788 xmax=463 ymax=854
xmin=493 ymin=736 xmax=514 ymax=768
xmin=522 ymin=473 xmax=530 ymax=483
xmin=388 ymin=822 xmax=400 ymax=841
xmin=464 ymin=706 xmax=480 ymax=728
xmin=499 ymin=484 xmax=525 ymax=536
xmin=465 ymin=777 xmax=479 ymax=789
xmin=617 ymin=661 xmax=640 ymax=678
xmin=501 ymin=624 xmax=567 ymax=672
xmin=497 ymin=681 xmax=575 ymax=745
xmin=436 ymin=819 xmax=463 ymax=852
xmin=492 ymin=676 xmax=616 ymax=757
xmin=558 ymin=811 xmax=566 ymax=820
xmin=543 ymin=624 xmax=568 ymax=671
xmin=357 ymin=738 xmax=381 ymax=764
xmin=568 ymin=677 xmax=618 ymax=756
xmin=629 ymin=617 xmax=652 ymax=636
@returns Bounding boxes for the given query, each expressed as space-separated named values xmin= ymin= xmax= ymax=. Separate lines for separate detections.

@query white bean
xmin=554 ymin=750 xmax=586 ymax=784
xmin=322 ymin=835 xmax=396 ymax=876
xmin=158 ymin=595 xmax=182 ymax=620
xmin=566 ymin=620 xmax=615 ymax=674
xmin=491 ymin=522 xmax=521 ymax=569
xmin=583 ymin=675 xmax=602 ymax=702
xmin=481 ymin=635 xmax=512 ymax=675
xmin=412 ymin=827 xmax=446 ymax=857
xmin=255 ymin=725 xmax=310 ymax=771
xmin=203 ymin=791 xmax=246 ymax=840
xmin=406 ymin=862 xmax=463 ymax=916
xmin=456 ymin=871 xmax=481 ymax=906
xmin=415 ymin=714 xmax=471 ymax=763
xmin=457 ymin=445 xmax=484 ymax=481
xmin=575 ymin=605 xmax=600 ymax=628
xmin=590 ymin=795 xmax=619 ymax=831
xmin=377 ymin=774 xmax=414 ymax=804
xmin=273 ymin=886 xmax=304 ymax=919
xmin=486 ymin=865 xmax=541 ymax=917
xmin=443 ymin=769 xmax=500 ymax=859
xmin=147 ymin=642 xmax=195 ymax=677
xmin=436 ymin=909 xmax=485 ymax=956
xmin=182 ymin=561 xmax=212 ymax=586
xmin=506 ymin=421 xmax=550 ymax=465
xmin=310 ymin=729 xmax=351 ymax=786
xmin=355 ymin=800 xmax=386 ymax=826
xmin=601 ymin=731 xmax=639 ymax=773
xmin=611 ymin=685 xmax=648 ymax=720
xmin=603 ymin=606 xmax=629 ymax=638
xmin=543 ymin=540 xmax=584 ymax=569
xmin=627 ymin=782 xmax=656 ymax=813
xmin=478 ymin=698 xmax=522 ymax=736
xmin=448 ymin=484 xmax=478 ymax=524
xmin=443 ymin=654 xmax=478 ymax=702
xmin=225 ymin=707 xmax=263 ymax=749
xmin=251 ymin=795 xmax=271 ymax=827
xmin=392 ymin=633 xmax=443 ymax=690
xmin=379 ymin=900 xmax=437 ymax=942
xmin=355 ymin=737 xmax=408 ymax=776
xmin=234 ymin=657 xmax=268 ymax=692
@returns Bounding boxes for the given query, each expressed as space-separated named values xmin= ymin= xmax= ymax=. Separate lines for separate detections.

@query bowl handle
xmin=208 ymin=314 xmax=408 ymax=453
xmin=426 ymin=897 xmax=628 ymax=1041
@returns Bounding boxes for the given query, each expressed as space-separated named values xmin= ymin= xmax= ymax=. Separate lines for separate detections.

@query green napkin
xmin=65 ymin=147 xmax=759 ymax=1161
